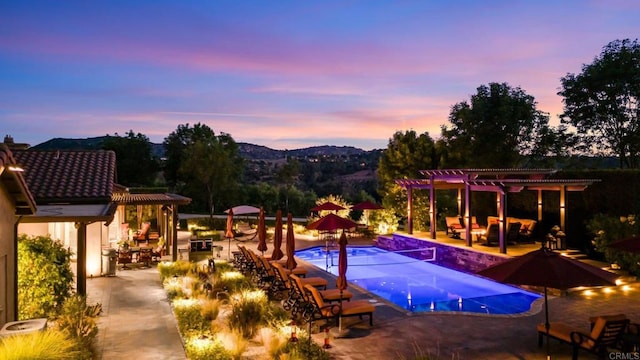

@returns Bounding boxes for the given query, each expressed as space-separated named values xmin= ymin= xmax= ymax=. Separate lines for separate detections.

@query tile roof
xmin=111 ymin=192 xmax=191 ymax=205
xmin=13 ymin=149 xmax=116 ymax=204
xmin=0 ymin=144 xmax=37 ymax=215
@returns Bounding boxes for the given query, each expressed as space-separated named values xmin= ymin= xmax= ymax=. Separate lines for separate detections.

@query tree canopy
xmin=559 ymin=38 xmax=640 ymax=168
xmin=102 ymin=130 xmax=160 ymax=186
xmin=439 ymin=82 xmax=552 ymax=168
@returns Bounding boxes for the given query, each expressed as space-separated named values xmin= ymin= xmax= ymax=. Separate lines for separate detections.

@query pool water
xmin=295 ymin=246 xmax=541 ymax=315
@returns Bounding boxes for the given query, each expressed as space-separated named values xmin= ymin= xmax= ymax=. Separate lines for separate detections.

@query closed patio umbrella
xmin=336 ymin=230 xmax=349 ymax=333
xmin=271 ymin=210 xmax=284 ymax=261
xmin=257 ymin=207 xmax=267 ymax=255
xmin=225 ymin=208 xmax=234 ymax=259
xmin=285 ymin=212 xmax=297 ymax=270
xmin=477 ymin=247 xmax=618 ymax=359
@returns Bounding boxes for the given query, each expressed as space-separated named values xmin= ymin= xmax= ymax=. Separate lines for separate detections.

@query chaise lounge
xmin=537 ymin=314 xmax=629 ymax=360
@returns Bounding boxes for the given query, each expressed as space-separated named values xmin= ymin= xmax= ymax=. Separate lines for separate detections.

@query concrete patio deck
xmin=87 ymin=230 xmax=640 ymax=359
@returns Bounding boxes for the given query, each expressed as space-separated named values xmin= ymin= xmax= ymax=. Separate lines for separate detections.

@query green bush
xmin=227 ymin=289 xmax=269 ymax=338
xmin=17 ymin=234 xmax=74 ymax=319
xmin=588 ymin=213 xmax=640 ymax=276
xmin=0 ymin=329 xmax=80 ymax=360
xmin=281 ymin=335 xmax=330 ymax=360
xmin=173 ymin=299 xmax=211 ymax=335
xmin=184 ymin=335 xmax=232 ymax=360
xmin=54 ymin=295 xmax=102 ymax=359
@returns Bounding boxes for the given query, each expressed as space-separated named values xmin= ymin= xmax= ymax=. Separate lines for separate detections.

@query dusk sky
xmin=1 ymin=1 xmax=639 ymax=150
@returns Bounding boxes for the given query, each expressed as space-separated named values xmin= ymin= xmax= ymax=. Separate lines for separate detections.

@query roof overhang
xmin=112 ymin=192 xmax=192 ymax=205
xmin=20 ymin=203 xmax=117 ymax=223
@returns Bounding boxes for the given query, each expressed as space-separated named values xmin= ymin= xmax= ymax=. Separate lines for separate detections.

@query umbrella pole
xmin=545 ymin=287 xmax=550 ymax=360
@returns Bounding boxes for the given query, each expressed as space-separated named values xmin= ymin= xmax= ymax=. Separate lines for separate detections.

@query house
xmin=0 ymin=144 xmax=36 ymax=327
xmin=9 ymin=141 xmax=191 ymax=296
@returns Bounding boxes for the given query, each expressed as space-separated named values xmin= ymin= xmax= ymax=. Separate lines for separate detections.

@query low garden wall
xmin=375 ymin=233 xmax=510 ymax=274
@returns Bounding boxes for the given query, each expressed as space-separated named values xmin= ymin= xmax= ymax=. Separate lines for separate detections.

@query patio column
xmin=537 ymin=189 xmax=543 ymax=222
xmin=464 ymin=182 xmax=471 ymax=247
xmin=172 ymin=205 xmax=179 ymax=261
xmin=498 ymin=191 xmax=507 ymax=254
xmin=407 ymin=185 xmax=413 ymax=235
xmin=560 ymin=186 xmax=566 ymax=230
xmin=429 ymin=176 xmax=436 ymax=239
xmin=75 ymin=222 xmax=87 ymax=296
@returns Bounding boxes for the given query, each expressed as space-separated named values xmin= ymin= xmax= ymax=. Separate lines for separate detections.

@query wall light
xmin=8 ymin=165 xmax=24 ymax=172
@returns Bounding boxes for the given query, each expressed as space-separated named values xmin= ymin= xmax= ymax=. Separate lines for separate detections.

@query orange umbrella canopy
xmin=336 ymin=231 xmax=348 ymax=291
xmin=271 ymin=210 xmax=284 ymax=260
xmin=225 ymin=208 xmax=234 ymax=239
xmin=285 ymin=212 xmax=297 ymax=270
xmin=257 ymin=207 xmax=267 ymax=254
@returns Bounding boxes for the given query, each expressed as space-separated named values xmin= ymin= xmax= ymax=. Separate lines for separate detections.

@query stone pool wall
xmin=375 ymin=233 xmax=511 ymax=274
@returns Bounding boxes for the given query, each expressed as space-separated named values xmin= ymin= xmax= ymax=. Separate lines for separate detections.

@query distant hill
xmin=30 ymin=136 xmax=374 ymax=160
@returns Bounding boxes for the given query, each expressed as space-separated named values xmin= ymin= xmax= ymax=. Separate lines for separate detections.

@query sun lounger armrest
xmin=321 ymin=304 xmax=340 ymax=316
xmin=570 ymin=331 xmax=595 ymax=348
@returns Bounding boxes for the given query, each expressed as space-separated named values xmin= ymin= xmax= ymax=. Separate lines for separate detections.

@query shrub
xmin=54 ymin=295 xmax=102 ymax=359
xmin=199 ymin=297 xmax=220 ymax=322
xmin=227 ymin=289 xmax=268 ymax=338
xmin=281 ymin=335 xmax=330 ymax=360
xmin=17 ymin=234 xmax=74 ymax=319
xmin=588 ymin=213 xmax=640 ymax=276
xmin=216 ymin=329 xmax=248 ymax=359
xmin=0 ymin=329 xmax=80 ymax=360
xmin=184 ymin=334 xmax=232 ymax=360
xmin=258 ymin=327 xmax=289 ymax=359
xmin=214 ymin=271 xmax=252 ymax=295
xmin=173 ymin=298 xmax=211 ymax=335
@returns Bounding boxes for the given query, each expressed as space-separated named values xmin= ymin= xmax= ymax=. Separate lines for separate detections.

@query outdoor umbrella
xmin=350 ymin=201 xmax=384 ymax=210
xmin=609 ymin=235 xmax=640 ymax=253
xmin=257 ymin=207 xmax=267 ymax=255
xmin=285 ymin=212 xmax=297 ymax=270
xmin=224 ymin=205 xmax=261 ymax=215
xmin=336 ymin=231 xmax=349 ymax=333
xmin=306 ymin=213 xmax=358 ymax=231
xmin=271 ymin=210 xmax=284 ymax=261
xmin=225 ymin=208 xmax=235 ymax=259
xmin=476 ymin=247 xmax=619 ymax=359
xmin=311 ymin=202 xmax=345 ymax=212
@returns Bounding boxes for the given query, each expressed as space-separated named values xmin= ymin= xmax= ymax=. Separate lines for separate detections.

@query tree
xmin=164 ymin=123 xmax=243 ymax=214
xmin=440 ymin=82 xmax=552 ymax=168
xmin=559 ymin=39 xmax=640 ymax=168
xmin=376 ymin=130 xmax=440 ymax=230
xmin=276 ymin=157 xmax=300 ymax=212
xmin=102 ymin=130 xmax=160 ymax=186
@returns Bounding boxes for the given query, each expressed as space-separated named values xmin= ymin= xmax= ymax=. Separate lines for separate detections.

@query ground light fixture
xmin=289 ymin=320 xmax=298 ymax=342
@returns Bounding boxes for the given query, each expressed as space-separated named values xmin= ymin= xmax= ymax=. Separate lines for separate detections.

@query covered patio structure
xmin=396 ymin=169 xmax=600 ymax=254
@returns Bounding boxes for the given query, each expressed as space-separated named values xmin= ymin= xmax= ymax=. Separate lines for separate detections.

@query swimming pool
xmin=295 ymin=246 xmax=541 ymax=315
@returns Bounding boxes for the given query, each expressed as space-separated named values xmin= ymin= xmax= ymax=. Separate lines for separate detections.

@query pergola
xmin=396 ymin=169 xmax=600 ymax=254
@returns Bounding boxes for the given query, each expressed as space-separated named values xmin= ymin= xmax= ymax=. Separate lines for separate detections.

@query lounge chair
xmin=506 ymin=222 xmax=521 ymax=244
xmin=305 ymin=284 xmax=374 ymax=327
xmin=290 ymin=274 xmax=352 ymax=303
xmin=445 ymin=216 xmax=463 ymax=238
xmin=479 ymin=223 xmax=499 ymax=246
xmin=537 ymin=314 xmax=629 ymax=360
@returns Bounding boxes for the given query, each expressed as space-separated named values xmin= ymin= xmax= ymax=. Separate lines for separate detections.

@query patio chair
xmin=479 ymin=223 xmax=499 ymax=246
xmin=305 ymin=284 xmax=375 ymax=327
xmin=138 ymin=247 xmax=153 ymax=267
xmin=445 ymin=216 xmax=463 ymax=238
xmin=290 ymin=274 xmax=352 ymax=303
xmin=271 ymin=262 xmax=327 ymax=290
xmin=117 ymin=248 xmax=133 ymax=269
xmin=537 ymin=314 xmax=629 ymax=360
xmin=506 ymin=222 xmax=521 ymax=244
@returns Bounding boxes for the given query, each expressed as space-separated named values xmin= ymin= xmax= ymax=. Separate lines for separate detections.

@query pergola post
xmin=75 ymin=222 xmax=87 ymax=295
xmin=464 ymin=182 xmax=471 ymax=247
xmin=407 ymin=185 xmax=413 ymax=235
xmin=498 ymin=191 xmax=507 ymax=254
xmin=429 ymin=176 xmax=436 ymax=239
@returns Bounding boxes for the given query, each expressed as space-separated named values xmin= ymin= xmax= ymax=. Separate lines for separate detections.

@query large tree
xmin=164 ymin=123 xmax=243 ymax=214
xmin=559 ymin=39 xmax=640 ymax=168
xmin=377 ymin=130 xmax=440 ymax=230
xmin=102 ymin=130 xmax=160 ymax=186
xmin=440 ymin=82 xmax=552 ymax=168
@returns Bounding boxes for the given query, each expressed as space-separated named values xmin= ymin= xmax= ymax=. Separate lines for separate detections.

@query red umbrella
xmin=271 ymin=210 xmax=284 ymax=260
xmin=311 ymin=202 xmax=345 ymax=212
xmin=257 ymin=207 xmax=267 ymax=255
xmin=306 ymin=213 xmax=358 ymax=231
xmin=285 ymin=213 xmax=297 ymax=270
xmin=477 ymin=247 xmax=618 ymax=359
xmin=350 ymin=201 xmax=384 ymax=210
xmin=609 ymin=235 xmax=640 ymax=253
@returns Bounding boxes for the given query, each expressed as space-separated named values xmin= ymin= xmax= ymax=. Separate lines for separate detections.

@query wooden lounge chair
xmin=537 ymin=314 xmax=629 ymax=360
xmin=271 ymin=262 xmax=327 ymax=290
xmin=479 ymin=223 xmax=499 ymax=246
xmin=305 ymin=284 xmax=374 ymax=327
xmin=445 ymin=216 xmax=463 ymax=238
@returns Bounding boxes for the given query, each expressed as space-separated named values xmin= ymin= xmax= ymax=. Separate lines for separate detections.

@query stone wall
xmin=376 ymin=233 xmax=511 ymax=274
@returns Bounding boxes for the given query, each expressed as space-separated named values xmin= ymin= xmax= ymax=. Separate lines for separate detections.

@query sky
xmin=1 ymin=1 xmax=639 ymax=151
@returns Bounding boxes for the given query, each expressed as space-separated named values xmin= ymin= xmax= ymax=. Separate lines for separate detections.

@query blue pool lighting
xmin=295 ymin=246 xmax=541 ymax=315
